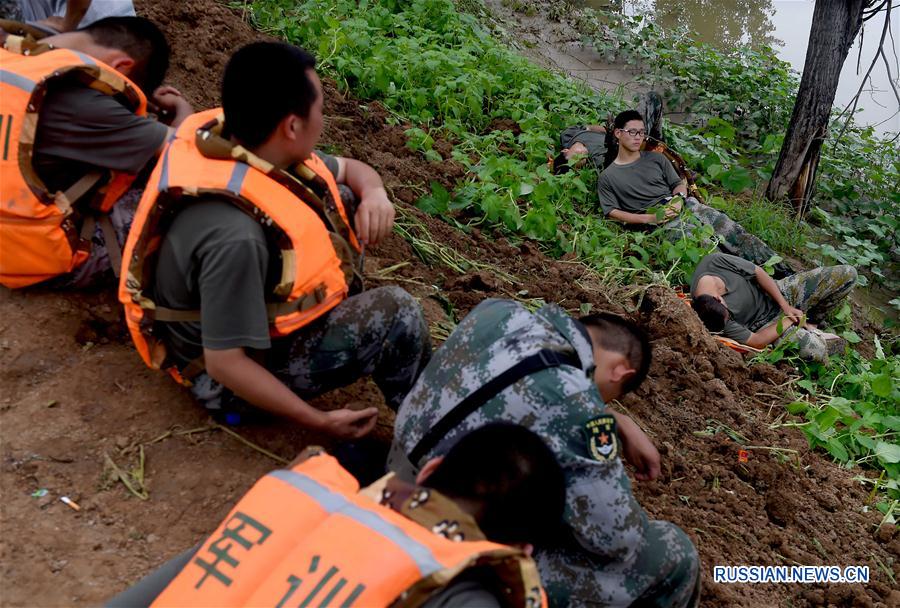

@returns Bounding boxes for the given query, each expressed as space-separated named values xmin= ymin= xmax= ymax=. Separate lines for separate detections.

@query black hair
xmin=423 ymin=423 xmax=566 ymax=546
xmin=82 ymin=17 xmax=169 ymax=94
xmin=692 ymin=294 xmax=728 ymax=333
xmin=613 ymin=109 xmax=644 ymax=130
xmin=579 ymin=312 xmax=652 ymax=394
xmin=222 ymin=42 xmax=318 ymax=148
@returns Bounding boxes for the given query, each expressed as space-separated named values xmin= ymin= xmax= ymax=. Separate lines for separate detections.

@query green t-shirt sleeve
xmin=660 ymin=154 xmax=682 ymax=190
xmin=196 ymin=225 xmax=272 ymax=352
xmin=313 ymin=151 xmax=340 ymax=180
xmin=722 ymin=319 xmax=752 ymax=343
xmin=34 ymin=83 xmax=167 ymax=175
xmin=597 ymin=172 xmax=618 ymax=216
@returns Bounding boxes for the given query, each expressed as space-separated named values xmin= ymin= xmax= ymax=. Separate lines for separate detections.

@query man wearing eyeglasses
xmin=598 ymin=110 xmax=790 ymax=275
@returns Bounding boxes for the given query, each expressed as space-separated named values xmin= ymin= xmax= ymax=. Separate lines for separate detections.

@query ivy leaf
xmin=719 ymin=166 xmax=753 ymax=193
xmin=874 ymin=441 xmax=900 ymax=464
xmin=871 ymin=372 xmax=893 ymax=398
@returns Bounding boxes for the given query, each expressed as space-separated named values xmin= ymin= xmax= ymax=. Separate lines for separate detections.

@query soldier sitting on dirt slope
xmin=119 ymin=41 xmax=431 ymax=440
xmin=598 ymin=109 xmax=793 ymax=276
xmin=388 ymin=298 xmax=701 ymax=608
xmin=691 ymin=252 xmax=857 ymax=362
xmin=0 ymin=16 xmax=192 ymax=289
xmin=107 ymin=423 xmax=565 ymax=608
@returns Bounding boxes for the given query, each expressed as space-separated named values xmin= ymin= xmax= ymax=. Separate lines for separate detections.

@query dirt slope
xmin=0 ymin=1 xmax=897 ymax=606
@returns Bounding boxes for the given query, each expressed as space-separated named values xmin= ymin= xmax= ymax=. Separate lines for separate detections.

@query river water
xmin=583 ymin=0 xmax=899 ymax=136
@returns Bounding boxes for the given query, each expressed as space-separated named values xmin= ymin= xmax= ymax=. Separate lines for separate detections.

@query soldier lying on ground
xmin=119 ymin=41 xmax=431 ymax=439
xmin=107 ymin=423 xmax=566 ymax=608
xmin=388 ymin=299 xmax=701 ymax=608
xmin=0 ymin=16 xmax=191 ymax=288
xmin=691 ymin=252 xmax=857 ymax=361
xmin=598 ymin=109 xmax=792 ymax=276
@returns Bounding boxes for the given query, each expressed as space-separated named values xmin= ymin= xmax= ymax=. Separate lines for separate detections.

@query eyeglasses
xmin=619 ymin=129 xmax=647 ymax=139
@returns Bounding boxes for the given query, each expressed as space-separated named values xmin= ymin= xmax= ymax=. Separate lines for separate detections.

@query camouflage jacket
xmin=388 ymin=299 xmax=647 ymax=562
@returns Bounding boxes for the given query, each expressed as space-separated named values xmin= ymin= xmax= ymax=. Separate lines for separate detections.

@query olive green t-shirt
xmin=152 ymin=152 xmax=339 ymax=367
xmin=596 ymin=151 xmax=681 ymax=216
xmin=690 ymin=253 xmax=781 ymax=343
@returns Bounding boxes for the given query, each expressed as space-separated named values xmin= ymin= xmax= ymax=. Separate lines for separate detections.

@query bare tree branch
xmin=835 ymin=0 xmax=893 ymax=141
xmin=864 ymin=0 xmax=890 ymax=19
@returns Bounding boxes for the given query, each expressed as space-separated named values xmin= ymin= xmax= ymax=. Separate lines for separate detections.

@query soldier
xmin=119 ymin=41 xmax=430 ymax=437
xmin=0 ymin=16 xmax=191 ymax=288
xmin=691 ymin=252 xmax=857 ymax=361
xmin=388 ymin=299 xmax=700 ymax=607
xmin=598 ymin=109 xmax=790 ymax=275
xmin=107 ymin=423 xmax=566 ymax=608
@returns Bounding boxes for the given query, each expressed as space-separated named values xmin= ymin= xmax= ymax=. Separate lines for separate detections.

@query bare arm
xmin=753 ymin=265 xmax=800 ymax=317
xmin=335 ymin=157 xmax=395 ymax=245
xmin=609 ymin=410 xmax=660 ymax=481
xmin=204 ymin=347 xmax=378 ymax=438
xmin=745 ymin=316 xmax=796 ymax=349
xmin=608 ymin=208 xmax=656 ymax=225
xmin=62 ymin=0 xmax=90 ymax=31
xmin=671 ymin=182 xmax=688 ymax=197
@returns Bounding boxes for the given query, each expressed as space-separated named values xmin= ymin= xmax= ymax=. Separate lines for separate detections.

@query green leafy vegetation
xmin=244 ymin=0 xmax=898 ymax=495
xmin=246 ymin=0 xmax=715 ymax=285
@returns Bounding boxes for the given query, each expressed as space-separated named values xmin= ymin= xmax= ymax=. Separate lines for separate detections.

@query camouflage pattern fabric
xmin=765 ymin=265 xmax=858 ymax=362
xmin=191 ymin=286 xmax=432 ymax=415
xmin=663 ymin=197 xmax=790 ymax=273
xmin=276 ymin=286 xmax=431 ymax=410
xmin=388 ymin=299 xmax=699 ymax=608
xmin=48 ymin=186 xmax=142 ymax=289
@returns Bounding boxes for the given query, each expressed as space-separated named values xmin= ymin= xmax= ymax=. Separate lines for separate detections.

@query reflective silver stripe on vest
xmin=0 ymin=69 xmax=36 ymax=93
xmin=226 ymin=162 xmax=249 ymax=194
xmin=269 ymin=469 xmax=445 ymax=576
xmin=72 ymin=51 xmax=96 ymax=66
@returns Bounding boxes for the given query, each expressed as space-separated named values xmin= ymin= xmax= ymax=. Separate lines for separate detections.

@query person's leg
xmin=50 ymin=186 xmax=142 ymax=289
xmin=776 ymin=265 xmax=857 ymax=324
xmin=276 ymin=286 xmax=431 ymax=410
xmin=535 ymin=520 xmax=700 ymax=608
xmin=684 ymin=198 xmax=789 ymax=273
xmin=769 ymin=324 xmax=830 ymax=362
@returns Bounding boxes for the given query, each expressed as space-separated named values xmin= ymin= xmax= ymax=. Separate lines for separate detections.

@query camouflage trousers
xmin=764 ymin=265 xmax=858 ymax=362
xmin=47 ymin=187 xmax=142 ymax=289
xmin=191 ymin=286 xmax=432 ymax=416
xmin=535 ymin=520 xmax=700 ymax=608
xmin=663 ymin=198 xmax=790 ymax=274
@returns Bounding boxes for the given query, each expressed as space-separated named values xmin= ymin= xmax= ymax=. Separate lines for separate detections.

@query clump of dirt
xmin=0 ymin=2 xmax=896 ymax=607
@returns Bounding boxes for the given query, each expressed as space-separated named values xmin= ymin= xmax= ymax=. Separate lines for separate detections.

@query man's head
xmin=580 ymin=312 xmax=651 ymax=402
xmin=613 ymin=109 xmax=646 ymax=154
xmin=43 ymin=17 xmax=170 ymax=94
xmin=692 ymin=294 xmax=729 ymax=333
xmin=222 ymin=42 xmax=322 ymax=162
xmin=416 ymin=423 xmax=566 ymax=548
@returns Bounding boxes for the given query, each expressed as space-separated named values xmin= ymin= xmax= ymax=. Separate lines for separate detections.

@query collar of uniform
xmin=362 ymin=473 xmax=487 ymax=543
xmin=534 ymin=303 xmax=596 ymax=377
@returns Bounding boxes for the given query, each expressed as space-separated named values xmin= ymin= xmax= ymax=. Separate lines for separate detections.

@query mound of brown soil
xmin=0 ymin=1 xmax=895 ymax=606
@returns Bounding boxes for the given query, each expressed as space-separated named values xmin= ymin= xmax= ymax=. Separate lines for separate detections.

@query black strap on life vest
xmin=408 ymin=349 xmax=582 ymax=465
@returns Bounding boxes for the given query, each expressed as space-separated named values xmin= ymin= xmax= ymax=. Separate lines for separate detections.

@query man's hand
xmin=320 ymin=406 xmax=379 ymax=439
xmin=354 ymin=187 xmax=395 ymax=246
xmin=152 ymin=85 xmax=193 ymax=127
xmin=662 ymin=196 xmax=683 ymax=221
xmin=611 ymin=411 xmax=661 ymax=481
xmin=782 ymin=305 xmax=804 ymax=322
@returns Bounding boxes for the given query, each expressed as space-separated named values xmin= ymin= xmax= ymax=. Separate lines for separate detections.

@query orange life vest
xmin=119 ymin=108 xmax=361 ymax=383
xmin=151 ymin=450 xmax=546 ymax=608
xmin=0 ymin=38 xmax=147 ymax=288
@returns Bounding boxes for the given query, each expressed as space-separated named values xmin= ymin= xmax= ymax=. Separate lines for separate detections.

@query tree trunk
xmin=765 ymin=0 xmax=867 ymax=214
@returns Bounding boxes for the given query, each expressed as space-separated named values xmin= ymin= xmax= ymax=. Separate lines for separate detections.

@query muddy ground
xmin=1 ymin=1 xmax=898 ymax=606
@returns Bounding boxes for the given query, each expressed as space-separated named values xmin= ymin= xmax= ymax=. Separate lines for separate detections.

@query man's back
xmin=389 ymin=299 xmax=646 ymax=561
